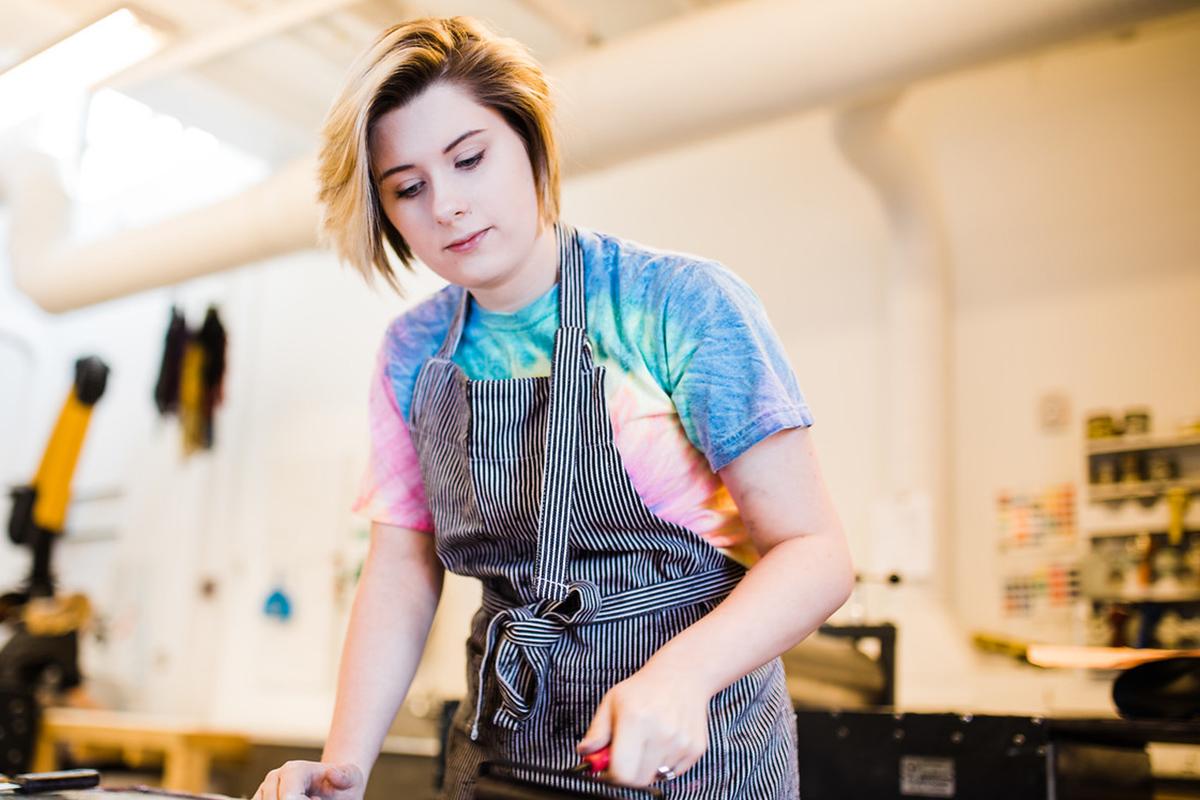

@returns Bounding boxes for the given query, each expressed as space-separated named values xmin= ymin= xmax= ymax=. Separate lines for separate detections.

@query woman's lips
xmin=446 ymin=227 xmax=490 ymax=253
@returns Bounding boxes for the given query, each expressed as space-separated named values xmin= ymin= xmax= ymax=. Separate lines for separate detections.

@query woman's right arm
xmin=324 ymin=520 xmax=444 ymax=774
xmin=254 ymin=522 xmax=444 ymax=800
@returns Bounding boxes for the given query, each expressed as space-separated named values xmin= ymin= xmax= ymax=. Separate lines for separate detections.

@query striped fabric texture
xmin=410 ymin=224 xmax=801 ymax=799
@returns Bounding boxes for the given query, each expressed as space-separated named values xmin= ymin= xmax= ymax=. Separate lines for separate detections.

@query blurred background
xmin=1 ymin=1 xmax=1199 ymax=797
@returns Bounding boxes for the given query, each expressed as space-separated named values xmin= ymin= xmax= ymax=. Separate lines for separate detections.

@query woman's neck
xmin=468 ymin=224 xmax=558 ymax=313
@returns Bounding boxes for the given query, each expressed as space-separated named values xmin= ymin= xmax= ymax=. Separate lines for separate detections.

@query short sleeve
xmin=664 ymin=261 xmax=814 ymax=473
xmin=349 ymin=338 xmax=435 ymax=533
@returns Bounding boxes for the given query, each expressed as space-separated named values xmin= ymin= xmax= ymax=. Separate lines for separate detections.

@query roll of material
xmin=1113 ymin=656 xmax=1200 ymax=720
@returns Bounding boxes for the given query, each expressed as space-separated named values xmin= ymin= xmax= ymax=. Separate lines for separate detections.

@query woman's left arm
xmin=579 ymin=425 xmax=855 ymax=786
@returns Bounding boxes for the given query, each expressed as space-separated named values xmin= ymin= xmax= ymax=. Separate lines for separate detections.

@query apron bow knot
xmin=470 ymin=580 xmax=601 ymax=739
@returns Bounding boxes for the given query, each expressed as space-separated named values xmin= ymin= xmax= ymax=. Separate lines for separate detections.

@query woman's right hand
xmin=252 ymin=761 xmax=364 ymax=800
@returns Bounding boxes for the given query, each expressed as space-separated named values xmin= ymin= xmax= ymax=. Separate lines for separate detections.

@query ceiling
xmin=0 ymin=0 xmax=735 ymax=165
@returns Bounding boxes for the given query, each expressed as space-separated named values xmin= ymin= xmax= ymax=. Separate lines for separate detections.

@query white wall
xmin=906 ymin=16 xmax=1200 ymax=679
xmin=1 ymin=14 xmax=1197 ymax=730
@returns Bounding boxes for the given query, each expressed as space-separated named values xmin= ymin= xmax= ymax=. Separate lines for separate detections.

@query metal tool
xmin=0 ymin=769 xmax=100 ymax=794
xmin=478 ymin=752 xmax=664 ymax=799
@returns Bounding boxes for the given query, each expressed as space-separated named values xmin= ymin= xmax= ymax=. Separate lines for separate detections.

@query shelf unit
xmin=1088 ymin=591 xmax=1200 ymax=604
xmin=1087 ymin=477 xmax=1200 ymax=503
xmin=1081 ymin=429 xmax=1200 ymax=649
xmin=1086 ymin=433 xmax=1200 ymax=456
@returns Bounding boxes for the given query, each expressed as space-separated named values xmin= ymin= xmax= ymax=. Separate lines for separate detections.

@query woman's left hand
xmin=576 ymin=666 xmax=712 ymax=787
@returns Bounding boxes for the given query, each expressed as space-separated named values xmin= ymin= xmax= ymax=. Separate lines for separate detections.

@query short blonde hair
xmin=316 ymin=16 xmax=561 ymax=292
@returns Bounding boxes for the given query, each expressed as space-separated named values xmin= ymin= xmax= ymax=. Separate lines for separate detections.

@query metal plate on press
xmin=900 ymin=755 xmax=956 ymax=797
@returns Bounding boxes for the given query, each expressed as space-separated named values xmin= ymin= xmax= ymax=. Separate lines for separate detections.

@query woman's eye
xmin=393 ymin=153 xmax=481 ymax=200
xmin=456 ymin=151 xmax=484 ymax=169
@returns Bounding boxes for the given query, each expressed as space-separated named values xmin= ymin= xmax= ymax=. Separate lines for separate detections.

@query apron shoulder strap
xmin=433 ymin=286 xmax=469 ymax=360
xmin=534 ymin=222 xmax=591 ymax=600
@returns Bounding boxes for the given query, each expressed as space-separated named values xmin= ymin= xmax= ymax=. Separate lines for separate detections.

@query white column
xmin=834 ymin=96 xmax=953 ymax=604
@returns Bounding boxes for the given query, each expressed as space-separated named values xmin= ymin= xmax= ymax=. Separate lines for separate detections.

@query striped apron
xmin=410 ymin=223 xmax=800 ymax=799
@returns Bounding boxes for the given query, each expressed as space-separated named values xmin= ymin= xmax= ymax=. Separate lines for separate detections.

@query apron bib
xmin=409 ymin=223 xmax=800 ymax=799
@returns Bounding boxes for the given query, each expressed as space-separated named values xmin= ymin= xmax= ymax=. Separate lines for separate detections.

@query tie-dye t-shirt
xmin=352 ymin=225 xmax=814 ymax=562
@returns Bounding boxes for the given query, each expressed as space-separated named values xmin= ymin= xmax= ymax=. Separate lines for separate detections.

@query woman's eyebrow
xmin=377 ymin=129 xmax=486 ymax=183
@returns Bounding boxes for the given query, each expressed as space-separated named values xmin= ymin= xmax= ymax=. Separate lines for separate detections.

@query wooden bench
xmin=33 ymin=708 xmax=250 ymax=793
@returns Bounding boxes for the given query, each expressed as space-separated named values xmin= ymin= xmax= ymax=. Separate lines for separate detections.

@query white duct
xmin=834 ymin=95 xmax=953 ymax=601
xmin=5 ymin=0 xmax=1192 ymax=312
xmin=2 ymin=151 xmax=321 ymax=312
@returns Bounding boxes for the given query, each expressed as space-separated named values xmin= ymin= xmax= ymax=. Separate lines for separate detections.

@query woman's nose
xmin=432 ymin=183 xmax=468 ymax=224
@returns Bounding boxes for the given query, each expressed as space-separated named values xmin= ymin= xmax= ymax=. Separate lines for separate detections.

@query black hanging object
xmin=198 ymin=305 xmax=227 ymax=398
xmin=197 ymin=305 xmax=228 ymax=449
xmin=154 ymin=306 xmax=186 ymax=414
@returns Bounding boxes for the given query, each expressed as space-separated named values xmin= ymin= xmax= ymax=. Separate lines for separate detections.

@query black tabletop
xmin=1046 ymin=715 xmax=1200 ymax=746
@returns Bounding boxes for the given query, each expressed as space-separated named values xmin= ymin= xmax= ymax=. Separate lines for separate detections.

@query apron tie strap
xmin=471 ymin=579 xmax=602 ymax=740
xmin=470 ymin=564 xmax=745 ymax=739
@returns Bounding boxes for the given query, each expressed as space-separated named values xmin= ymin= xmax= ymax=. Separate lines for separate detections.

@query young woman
xmin=253 ymin=16 xmax=852 ymax=800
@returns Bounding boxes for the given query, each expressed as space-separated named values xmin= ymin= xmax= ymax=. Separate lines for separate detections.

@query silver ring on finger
xmin=656 ymin=765 xmax=678 ymax=781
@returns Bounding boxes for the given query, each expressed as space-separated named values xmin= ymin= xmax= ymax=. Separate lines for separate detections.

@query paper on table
xmin=1027 ymin=644 xmax=1200 ymax=670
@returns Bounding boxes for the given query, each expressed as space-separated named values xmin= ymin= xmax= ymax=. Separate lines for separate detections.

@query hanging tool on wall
xmin=153 ymin=304 xmax=227 ymax=454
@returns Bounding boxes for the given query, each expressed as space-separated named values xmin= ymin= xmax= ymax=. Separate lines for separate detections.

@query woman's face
xmin=369 ymin=81 xmax=544 ymax=295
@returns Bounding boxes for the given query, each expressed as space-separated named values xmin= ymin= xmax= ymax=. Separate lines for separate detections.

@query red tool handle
xmin=576 ymin=744 xmax=611 ymax=774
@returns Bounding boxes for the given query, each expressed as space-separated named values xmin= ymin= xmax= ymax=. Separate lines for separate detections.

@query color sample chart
xmin=997 ymin=484 xmax=1081 ymax=620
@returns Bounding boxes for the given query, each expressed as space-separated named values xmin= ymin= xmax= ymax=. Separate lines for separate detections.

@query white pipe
xmin=552 ymin=0 xmax=1193 ymax=171
xmin=834 ymin=96 xmax=953 ymax=599
xmin=3 ymin=151 xmax=320 ymax=312
xmin=6 ymin=0 xmax=1192 ymax=312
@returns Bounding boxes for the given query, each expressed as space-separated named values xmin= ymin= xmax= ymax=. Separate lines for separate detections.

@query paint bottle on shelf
xmin=1123 ymin=406 xmax=1151 ymax=436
